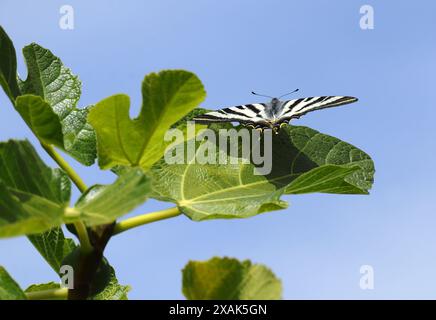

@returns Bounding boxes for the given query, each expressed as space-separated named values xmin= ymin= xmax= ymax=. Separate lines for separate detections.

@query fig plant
xmin=0 ymin=26 xmax=374 ymax=300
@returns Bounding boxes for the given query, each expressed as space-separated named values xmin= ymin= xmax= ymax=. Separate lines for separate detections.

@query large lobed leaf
xmin=150 ymin=123 xmax=375 ymax=221
xmin=17 ymin=43 xmax=97 ymax=165
xmin=182 ymin=257 xmax=282 ymax=300
xmin=88 ymin=70 xmax=206 ymax=171
xmin=0 ymin=27 xmax=96 ymax=165
xmin=18 ymin=43 xmax=80 ymax=114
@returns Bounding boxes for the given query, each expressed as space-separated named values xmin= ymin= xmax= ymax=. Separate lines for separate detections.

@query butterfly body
xmin=193 ymin=95 xmax=358 ymax=133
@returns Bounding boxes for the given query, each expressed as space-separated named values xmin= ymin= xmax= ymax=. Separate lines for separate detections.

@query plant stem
xmin=74 ymin=219 xmax=93 ymax=254
xmin=113 ymin=206 xmax=181 ymax=235
xmin=40 ymin=143 xmax=92 ymax=253
xmin=68 ymin=223 xmax=115 ymax=300
xmin=40 ymin=142 xmax=88 ymax=193
xmin=39 ymin=144 xmax=114 ymax=300
xmin=25 ymin=287 xmax=69 ymax=300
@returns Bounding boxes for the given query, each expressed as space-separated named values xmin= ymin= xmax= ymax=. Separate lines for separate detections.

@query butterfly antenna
xmin=278 ymin=88 xmax=299 ymax=99
xmin=251 ymin=91 xmax=274 ymax=99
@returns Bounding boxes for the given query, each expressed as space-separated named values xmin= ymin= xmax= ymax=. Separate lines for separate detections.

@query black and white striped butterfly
xmin=193 ymin=90 xmax=358 ymax=133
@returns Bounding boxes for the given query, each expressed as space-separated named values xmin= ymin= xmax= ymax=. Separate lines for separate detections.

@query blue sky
xmin=1 ymin=0 xmax=436 ymax=299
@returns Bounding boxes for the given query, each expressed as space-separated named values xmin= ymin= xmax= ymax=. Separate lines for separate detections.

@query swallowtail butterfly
xmin=193 ymin=90 xmax=358 ymax=133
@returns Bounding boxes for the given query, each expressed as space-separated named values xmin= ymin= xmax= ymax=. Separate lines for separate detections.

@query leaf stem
xmin=74 ymin=219 xmax=93 ymax=254
xmin=40 ymin=142 xmax=88 ymax=193
xmin=25 ymin=287 xmax=69 ymax=300
xmin=40 ymin=142 xmax=92 ymax=253
xmin=113 ymin=206 xmax=181 ymax=235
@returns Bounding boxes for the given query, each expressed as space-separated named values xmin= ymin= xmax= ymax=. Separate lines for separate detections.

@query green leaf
xmin=0 ymin=26 xmax=20 ymax=104
xmin=0 ymin=266 xmax=26 ymax=300
xmin=150 ymin=124 xmax=374 ymax=221
xmin=0 ymin=32 xmax=97 ymax=165
xmin=0 ymin=140 xmax=71 ymax=238
xmin=285 ymin=164 xmax=365 ymax=194
xmin=28 ymin=227 xmax=77 ymax=273
xmin=171 ymin=107 xmax=210 ymax=129
xmin=0 ymin=140 xmax=151 ymax=237
xmin=19 ymin=43 xmax=81 ymax=118
xmin=0 ymin=140 xmax=71 ymax=203
xmin=17 ymin=43 xmax=96 ymax=165
xmin=61 ymin=105 xmax=96 ymax=165
xmin=281 ymin=125 xmax=374 ymax=193
xmin=15 ymin=95 xmax=64 ymax=146
xmin=182 ymin=257 xmax=282 ymax=300
xmin=88 ymin=70 xmax=206 ymax=171
xmin=0 ymin=185 xmax=66 ymax=238
xmin=72 ymin=169 xmax=151 ymax=226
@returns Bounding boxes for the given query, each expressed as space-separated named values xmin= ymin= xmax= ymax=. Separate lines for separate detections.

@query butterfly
xmin=193 ymin=90 xmax=358 ymax=133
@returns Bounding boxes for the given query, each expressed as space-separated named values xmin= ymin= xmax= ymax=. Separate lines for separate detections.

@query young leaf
xmin=71 ymin=169 xmax=151 ymax=226
xmin=88 ymin=70 xmax=206 ymax=171
xmin=182 ymin=257 xmax=282 ymax=300
xmin=0 ymin=266 xmax=26 ymax=300
xmin=17 ymin=43 xmax=96 ymax=165
xmin=149 ymin=124 xmax=374 ymax=221
xmin=28 ymin=227 xmax=77 ymax=273
xmin=0 ymin=26 xmax=20 ymax=104
xmin=0 ymin=140 xmax=71 ymax=238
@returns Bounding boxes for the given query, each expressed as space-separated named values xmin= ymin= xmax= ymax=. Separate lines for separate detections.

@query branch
xmin=68 ymin=223 xmax=115 ymax=300
xmin=113 ymin=206 xmax=181 ymax=235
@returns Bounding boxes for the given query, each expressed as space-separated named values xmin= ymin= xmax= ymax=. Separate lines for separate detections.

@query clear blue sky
xmin=1 ymin=0 xmax=436 ymax=299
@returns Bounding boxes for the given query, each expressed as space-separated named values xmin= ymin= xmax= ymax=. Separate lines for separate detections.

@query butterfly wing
xmin=193 ymin=103 xmax=271 ymax=127
xmin=277 ymin=96 xmax=358 ymax=122
xmin=193 ymin=96 xmax=358 ymax=129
